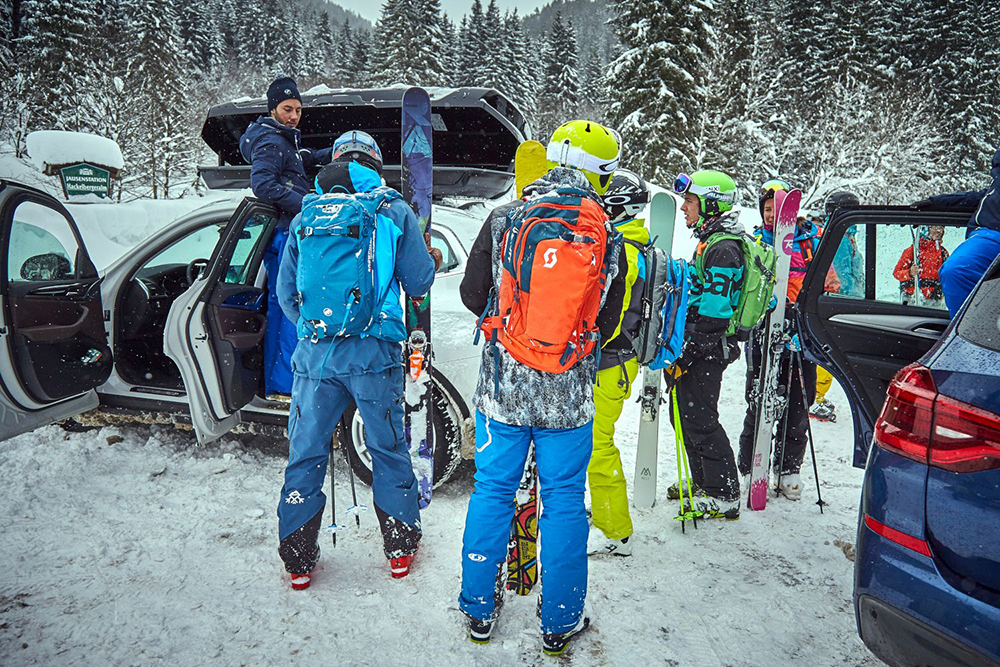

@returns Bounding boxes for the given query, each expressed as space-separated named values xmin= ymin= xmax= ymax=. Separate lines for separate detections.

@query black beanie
xmin=267 ymin=76 xmax=301 ymax=112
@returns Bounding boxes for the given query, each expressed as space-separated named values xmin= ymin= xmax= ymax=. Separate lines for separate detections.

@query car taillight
xmin=874 ymin=363 xmax=1000 ymax=473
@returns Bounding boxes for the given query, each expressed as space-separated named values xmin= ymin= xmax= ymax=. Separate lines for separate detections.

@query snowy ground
xmin=0 ymin=366 xmax=879 ymax=665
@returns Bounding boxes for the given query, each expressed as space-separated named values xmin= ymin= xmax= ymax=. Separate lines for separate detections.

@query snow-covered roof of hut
xmin=26 ymin=131 xmax=125 ymax=172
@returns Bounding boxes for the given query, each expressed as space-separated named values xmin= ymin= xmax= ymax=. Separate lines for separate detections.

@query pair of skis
xmin=747 ymin=189 xmax=801 ymax=511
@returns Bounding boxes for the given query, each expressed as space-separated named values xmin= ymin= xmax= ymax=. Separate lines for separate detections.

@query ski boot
xmin=290 ymin=570 xmax=312 ymax=590
xmin=809 ymin=398 xmax=836 ymax=422
xmin=683 ymin=491 xmax=740 ymax=520
xmin=666 ymin=479 xmax=701 ymax=500
xmin=468 ymin=616 xmax=494 ymax=645
xmin=543 ymin=615 xmax=591 ymax=655
xmin=777 ymin=474 xmax=803 ymax=501
xmin=390 ymin=547 xmax=417 ymax=579
xmin=587 ymin=529 xmax=632 ymax=557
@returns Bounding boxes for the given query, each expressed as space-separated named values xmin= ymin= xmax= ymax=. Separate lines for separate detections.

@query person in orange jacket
xmin=893 ymin=225 xmax=949 ymax=305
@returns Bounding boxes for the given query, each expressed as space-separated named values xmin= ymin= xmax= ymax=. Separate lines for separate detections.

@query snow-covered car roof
xmin=199 ymin=86 xmax=527 ymax=201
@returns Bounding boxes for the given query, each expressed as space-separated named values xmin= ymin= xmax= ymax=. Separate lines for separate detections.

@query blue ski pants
xmin=459 ymin=411 xmax=592 ymax=634
xmin=264 ymin=228 xmax=297 ymax=395
xmin=277 ymin=366 xmax=421 ymax=546
xmin=939 ymin=227 xmax=1000 ymax=317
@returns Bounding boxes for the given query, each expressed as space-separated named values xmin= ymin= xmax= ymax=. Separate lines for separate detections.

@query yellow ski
xmin=514 ymin=140 xmax=547 ymax=197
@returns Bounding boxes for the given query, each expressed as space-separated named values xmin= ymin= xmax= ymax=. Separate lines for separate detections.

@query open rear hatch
xmin=199 ymin=86 xmax=527 ymax=200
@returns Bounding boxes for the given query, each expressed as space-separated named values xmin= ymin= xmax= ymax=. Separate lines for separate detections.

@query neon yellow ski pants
xmin=816 ymin=366 xmax=833 ymax=402
xmin=588 ymin=357 xmax=639 ymax=540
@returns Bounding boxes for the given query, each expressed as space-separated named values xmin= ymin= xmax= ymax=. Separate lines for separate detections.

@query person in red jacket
xmin=894 ymin=225 xmax=949 ymax=304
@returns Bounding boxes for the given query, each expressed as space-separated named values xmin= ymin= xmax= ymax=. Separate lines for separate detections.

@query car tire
xmin=337 ymin=373 xmax=467 ymax=489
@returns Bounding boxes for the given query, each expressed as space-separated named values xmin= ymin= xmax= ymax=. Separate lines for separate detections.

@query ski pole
xmin=327 ymin=436 xmax=339 ymax=546
xmin=775 ymin=337 xmax=796 ymax=496
xmin=672 ymin=387 xmax=700 ymax=532
xmin=793 ymin=347 xmax=826 ymax=514
xmin=346 ymin=443 xmax=363 ymax=528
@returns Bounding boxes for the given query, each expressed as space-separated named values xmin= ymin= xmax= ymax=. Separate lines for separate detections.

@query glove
xmin=425 ymin=232 xmax=443 ymax=271
xmin=664 ymin=363 xmax=686 ymax=381
xmin=784 ymin=333 xmax=801 ymax=352
xmin=768 ymin=293 xmax=778 ymax=311
xmin=911 ymin=198 xmax=933 ymax=210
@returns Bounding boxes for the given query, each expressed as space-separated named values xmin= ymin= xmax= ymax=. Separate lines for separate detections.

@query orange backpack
xmin=479 ymin=187 xmax=616 ymax=375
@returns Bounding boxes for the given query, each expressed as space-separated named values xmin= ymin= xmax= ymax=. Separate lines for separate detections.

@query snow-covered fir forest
xmin=1 ymin=0 xmax=998 ymax=206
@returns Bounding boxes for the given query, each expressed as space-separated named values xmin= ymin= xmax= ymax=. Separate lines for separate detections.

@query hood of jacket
xmin=615 ymin=216 xmax=650 ymax=245
xmin=696 ymin=211 xmax=744 ymax=241
xmin=239 ymin=116 xmax=301 ymax=162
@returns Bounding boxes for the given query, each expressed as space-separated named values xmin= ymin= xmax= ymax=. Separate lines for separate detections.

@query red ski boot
xmin=389 ymin=551 xmax=416 ymax=579
xmin=290 ymin=571 xmax=312 ymax=590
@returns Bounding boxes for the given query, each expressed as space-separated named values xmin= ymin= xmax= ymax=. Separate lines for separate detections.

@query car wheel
xmin=338 ymin=374 xmax=466 ymax=489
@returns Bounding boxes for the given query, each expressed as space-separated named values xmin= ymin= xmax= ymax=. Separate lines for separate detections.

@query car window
xmin=957 ymin=259 xmax=1000 ymax=352
xmin=429 ymin=228 xmax=460 ymax=274
xmin=822 ymin=224 xmax=867 ymax=299
xmin=7 ymin=201 xmax=81 ymax=282
xmin=873 ymin=223 xmax=962 ymax=310
xmin=222 ymin=212 xmax=274 ymax=285
xmin=141 ymin=222 xmax=226 ymax=272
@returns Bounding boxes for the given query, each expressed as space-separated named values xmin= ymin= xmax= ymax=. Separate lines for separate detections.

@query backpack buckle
xmin=309 ymin=320 xmax=327 ymax=343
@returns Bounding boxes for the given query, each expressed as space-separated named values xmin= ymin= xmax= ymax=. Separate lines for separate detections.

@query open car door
xmin=164 ymin=199 xmax=277 ymax=444
xmin=0 ymin=181 xmax=113 ymax=441
xmin=797 ymin=207 xmax=971 ymax=466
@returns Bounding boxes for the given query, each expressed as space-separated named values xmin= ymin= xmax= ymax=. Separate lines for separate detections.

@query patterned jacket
xmin=459 ymin=168 xmax=623 ymax=429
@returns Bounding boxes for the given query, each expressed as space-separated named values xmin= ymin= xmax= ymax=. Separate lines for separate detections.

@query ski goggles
xmin=546 ymin=141 xmax=619 ymax=176
xmin=758 ymin=178 xmax=790 ymax=199
xmin=672 ymin=173 xmax=736 ymax=204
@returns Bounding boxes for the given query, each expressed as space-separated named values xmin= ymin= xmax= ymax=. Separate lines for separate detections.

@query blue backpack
xmin=629 ymin=241 xmax=690 ymax=370
xmin=294 ymin=187 xmax=402 ymax=341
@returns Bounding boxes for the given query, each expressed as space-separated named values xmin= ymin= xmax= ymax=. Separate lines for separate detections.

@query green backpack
xmin=694 ymin=232 xmax=777 ymax=341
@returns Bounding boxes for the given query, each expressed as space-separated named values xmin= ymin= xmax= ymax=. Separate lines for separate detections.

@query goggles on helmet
xmin=546 ymin=141 xmax=619 ymax=177
xmin=673 ymin=172 xmax=736 ymax=204
xmin=758 ymin=178 xmax=790 ymax=200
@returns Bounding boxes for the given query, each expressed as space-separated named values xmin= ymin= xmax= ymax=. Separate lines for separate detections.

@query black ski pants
xmin=675 ymin=357 xmax=740 ymax=502
xmin=737 ymin=335 xmax=816 ymax=477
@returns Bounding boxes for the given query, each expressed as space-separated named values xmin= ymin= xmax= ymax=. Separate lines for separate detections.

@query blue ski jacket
xmin=276 ymin=162 xmax=435 ymax=378
xmin=929 ymin=144 xmax=1000 ymax=236
xmin=240 ymin=116 xmax=332 ymax=227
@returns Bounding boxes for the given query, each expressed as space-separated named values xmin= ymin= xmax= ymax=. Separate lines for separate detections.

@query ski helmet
xmin=757 ymin=178 xmax=791 ymax=219
xmin=674 ymin=170 xmax=738 ymax=225
xmin=603 ymin=169 xmax=649 ymax=223
xmin=332 ymin=130 xmax=384 ymax=174
xmin=824 ymin=191 xmax=859 ymax=217
xmin=546 ymin=120 xmax=620 ymax=195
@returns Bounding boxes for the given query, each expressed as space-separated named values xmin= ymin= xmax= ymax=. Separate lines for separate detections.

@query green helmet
xmin=674 ymin=170 xmax=738 ymax=225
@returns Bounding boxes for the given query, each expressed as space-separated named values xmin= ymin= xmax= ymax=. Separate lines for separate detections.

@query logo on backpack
xmin=477 ymin=187 xmax=617 ymax=379
xmin=295 ymin=187 xmax=404 ymax=342
xmin=695 ymin=232 xmax=776 ymax=341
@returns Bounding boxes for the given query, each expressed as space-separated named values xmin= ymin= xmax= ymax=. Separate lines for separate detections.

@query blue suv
xmin=798 ymin=205 xmax=1000 ymax=667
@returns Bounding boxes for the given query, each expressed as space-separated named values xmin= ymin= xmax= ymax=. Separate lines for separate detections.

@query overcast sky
xmin=335 ymin=0 xmax=548 ymax=24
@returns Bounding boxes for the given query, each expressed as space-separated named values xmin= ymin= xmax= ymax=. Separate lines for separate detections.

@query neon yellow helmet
xmin=546 ymin=120 xmax=620 ymax=195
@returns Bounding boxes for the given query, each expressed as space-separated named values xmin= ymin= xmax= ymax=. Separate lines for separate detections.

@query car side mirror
xmin=20 ymin=253 xmax=73 ymax=281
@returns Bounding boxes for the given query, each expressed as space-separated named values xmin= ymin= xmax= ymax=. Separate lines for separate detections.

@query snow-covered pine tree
xmin=577 ymin=48 xmax=605 ymax=126
xmin=18 ymin=0 xmax=102 ymax=131
xmin=0 ymin=0 xmax=12 ymax=80
xmin=128 ymin=0 xmax=194 ymax=198
xmin=370 ymin=0 xmax=412 ymax=85
xmin=457 ymin=0 xmax=490 ymax=86
xmin=439 ymin=14 xmax=459 ymax=87
xmin=348 ymin=25 xmax=371 ymax=87
xmin=536 ymin=11 xmax=579 ymax=139
xmin=302 ymin=12 xmax=336 ymax=87
xmin=497 ymin=10 xmax=536 ymax=120
xmin=478 ymin=0 xmax=506 ymax=90
xmin=606 ymin=0 xmax=712 ymax=180
xmin=409 ymin=0 xmax=450 ymax=87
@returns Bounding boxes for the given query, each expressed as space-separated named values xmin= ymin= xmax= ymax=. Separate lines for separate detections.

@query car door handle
xmin=913 ymin=324 xmax=948 ymax=336
xmin=16 ymin=306 xmax=90 ymax=342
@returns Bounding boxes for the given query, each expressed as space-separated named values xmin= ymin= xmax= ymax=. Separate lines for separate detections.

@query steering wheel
xmin=186 ymin=258 xmax=210 ymax=286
